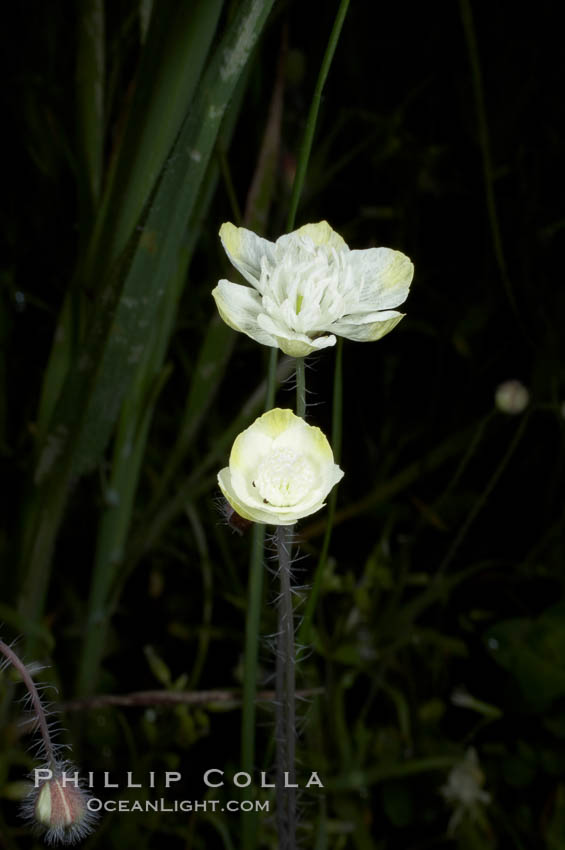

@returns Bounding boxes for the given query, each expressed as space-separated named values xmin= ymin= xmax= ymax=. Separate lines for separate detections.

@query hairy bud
xmin=21 ymin=763 xmax=98 ymax=846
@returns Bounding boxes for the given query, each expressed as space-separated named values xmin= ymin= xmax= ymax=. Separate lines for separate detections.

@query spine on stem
xmin=0 ymin=639 xmax=98 ymax=845
xmin=275 ymin=524 xmax=297 ymax=850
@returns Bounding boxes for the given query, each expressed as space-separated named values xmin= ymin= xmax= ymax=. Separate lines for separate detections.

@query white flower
xmin=440 ymin=748 xmax=491 ymax=834
xmin=212 ymin=220 xmax=414 ymax=357
xmin=217 ymin=408 xmax=343 ymax=525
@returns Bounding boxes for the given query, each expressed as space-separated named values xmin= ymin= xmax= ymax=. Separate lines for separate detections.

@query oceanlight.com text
xmin=87 ymin=798 xmax=270 ymax=814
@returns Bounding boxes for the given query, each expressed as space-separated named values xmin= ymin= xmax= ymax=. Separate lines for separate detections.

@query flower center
xmin=255 ymin=447 xmax=315 ymax=506
xmin=261 ymin=241 xmax=347 ymax=334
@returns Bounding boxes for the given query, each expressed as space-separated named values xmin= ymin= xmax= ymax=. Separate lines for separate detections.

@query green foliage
xmin=486 ymin=601 xmax=565 ymax=709
xmin=1 ymin=0 xmax=564 ymax=847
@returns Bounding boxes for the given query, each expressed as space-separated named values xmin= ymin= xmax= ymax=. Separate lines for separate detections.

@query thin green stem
xmin=299 ymin=338 xmax=342 ymax=644
xmin=240 ymin=347 xmax=277 ymax=849
xmin=265 ymin=348 xmax=278 ymax=409
xmin=436 ymin=413 xmax=530 ymax=577
xmin=217 ymin=145 xmax=243 ymax=225
xmin=434 ymin=410 xmax=494 ymax=511
xmin=458 ymin=0 xmax=518 ymax=318
xmin=241 ymin=3 xmax=350 ymax=844
xmin=241 ymin=525 xmax=267 ymax=773
xmin=275 ymin=525 xmax=296 ymax=850
xmin=295 ymin=357 xmax=306 ymax=418
xmin=286 ymin=0 xmax=350 ymax=232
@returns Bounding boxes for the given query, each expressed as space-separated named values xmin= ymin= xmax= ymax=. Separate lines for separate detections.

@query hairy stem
xmin=0 ymin=640 xmax=56 ymax=766
xmin=299 ymin=337 xmax=342 ymax=644
xmin=241 ymin=347 xmax=278 ymax=850
xmin=295 ymin=357 xmax=306 ymax=418
xmin=275 ymin=525 xmax=296 ymax=850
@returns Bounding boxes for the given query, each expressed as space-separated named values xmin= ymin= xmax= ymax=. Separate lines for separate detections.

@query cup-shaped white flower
xmin=212 ymin=220 xmax=414 ymax=357
xmin=218 ymin=408 xmax=343 ymax=525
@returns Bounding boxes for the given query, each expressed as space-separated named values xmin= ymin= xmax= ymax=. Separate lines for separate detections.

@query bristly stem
xmin=0 ymin=640 xmax=56 ymax=767
xmin=275 ymin=525 xmax=296 ymax=850
xmin=246 ymin=0 xmax=351 ymax=838
xmin=299 ymin=337 xmax=343 ymax=645
xmin=295 ymin=357 xmax=306 ymax=418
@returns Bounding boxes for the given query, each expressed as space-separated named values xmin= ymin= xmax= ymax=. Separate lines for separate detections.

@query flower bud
xmin=22 ymin=764 xmax=98 ymax=845
xmin=217 ymin=408 xmax=343 ymax=525
xmin=219 ymin=497 xmax=254 ymax=535
xmin=494 ymin=379 xmax=529 ymax=414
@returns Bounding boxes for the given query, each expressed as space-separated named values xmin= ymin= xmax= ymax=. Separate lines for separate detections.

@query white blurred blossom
xmin=495 ymin=379 xmax=529 ymax=414
xmin=441 ymin=748 xmax=491 ymax=834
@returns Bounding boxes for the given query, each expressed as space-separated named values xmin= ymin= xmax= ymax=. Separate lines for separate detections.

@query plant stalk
xmin=0 ymin=640 xmax=56 ymax=767
xmin=295 ymin=357 xmax=306 ymax=418
xmin=275 ymin=524 xmax=296 ymax=850
xmin=298 ymin=337 xmax=342 ymax=644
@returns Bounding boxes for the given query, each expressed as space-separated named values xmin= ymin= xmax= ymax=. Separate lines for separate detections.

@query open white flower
xmin=212 ymin=220 xmax=414 ymax=357
xmin=218 ymin=408 xmax=343 ymax=525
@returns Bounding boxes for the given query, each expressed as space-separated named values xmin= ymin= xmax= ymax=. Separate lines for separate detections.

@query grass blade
xmin=18 ymin=0 xmax=276 ymax=640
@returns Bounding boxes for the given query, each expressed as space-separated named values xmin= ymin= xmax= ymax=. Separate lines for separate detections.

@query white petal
xmin=276 ymin=221 xmax=348 ymax=254
xmin=219 ymin=222 xmax=276 ymax=290
xmin=212 ymin=280 xmax=277 ymax=348
xmin=272 ymin=417 xmax=334 ymax=468
xmin=345 ymin=247 xmax=414 ymax=311
xmin=257 ymin=313 xmax=336 ymax=357
xmin=219 ymin=467 xmax=324 ymax=525
xmin=218 ymin=408 xmax=344 ymax=525
xmin=230 ymin=408 xmax=296 ymax=478
xmin=329 ymin=312 xmax=405 ymax=342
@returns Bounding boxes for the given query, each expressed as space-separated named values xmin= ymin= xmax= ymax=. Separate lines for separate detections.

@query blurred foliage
xmin=0 ymin=0 xmax=564 ymax=848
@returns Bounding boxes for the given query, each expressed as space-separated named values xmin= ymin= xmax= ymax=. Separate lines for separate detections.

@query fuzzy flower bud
xmin=22 ymin=764 xmax=98 ymax=845
xmin=495 ymin=379 xmax=529 ymax=414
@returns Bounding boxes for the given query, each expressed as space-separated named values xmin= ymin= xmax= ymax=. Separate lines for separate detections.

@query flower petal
xmin=231 ymin=465 xmax=327 ymax=517
xmin=218 ymin=467 xmax=326 ymax=525
xmin=345 ymin=247 xmax=414 ymax=312
xmin=257 ymin=313 xmax=336 ymax=357
xmin=276 ymin=220 xmax=348 ymax=254
xmin=219 ymin=222 xmax=276 ymax=290
xmin=218 ymin=408 xmax=344 ymax=525
xmin=272 ymin=416 xmax=334 ymax=467
xmin=329 ymin=312 xmax=405 ymax=342
xmin=230 ymin=408 xmax=296 ymax=479
xmin=212 ymin=280 xmax=277 ymax=348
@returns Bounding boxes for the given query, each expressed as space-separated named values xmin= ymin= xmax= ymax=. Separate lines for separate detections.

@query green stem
xmin=286 ymin=0 xmax=350 ymax=232
xmin=295 ymin=357 xmax=306 ymax=418
xmin=241 ymin=525 xmax=267 ymax=774
xmin=240 ymin=347 xmax=277 ymax=850
xmin=240 ymin=2 xmax=350 ymax=843
xmin=275 ymin=525 xmax=296 ymax=850
xmin=298 ymin=338 xmax=342 ymax=644
xmin=437 ymin=413 xmax=530 ymax=577
xmin=458 ymin=0 xmax=517 ymax=317
xmin=265 ymin=348 xmax=278 ymax=409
